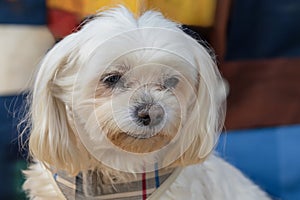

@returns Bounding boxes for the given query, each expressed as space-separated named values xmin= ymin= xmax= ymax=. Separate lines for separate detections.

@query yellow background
xmin=47 ymin=0 xmax=216 ymax=26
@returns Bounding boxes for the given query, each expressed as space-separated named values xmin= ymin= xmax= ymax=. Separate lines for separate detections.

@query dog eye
xmin=102 ymin=74 xmax=122 ymax=86
xmin=163 ymin=77 xmax=179 ymax=89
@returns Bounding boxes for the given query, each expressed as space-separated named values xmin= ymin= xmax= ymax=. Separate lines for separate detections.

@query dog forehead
xmin=78 ymin=27 xmax=200 ymax=86
xmin=105 ymin=56 xmax=197 ymax=83
xmin=79 ymin=25 xmax=196 ymax=62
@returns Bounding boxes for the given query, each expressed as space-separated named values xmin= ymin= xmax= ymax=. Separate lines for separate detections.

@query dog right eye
xmin=102 ymin=74 xmax=122 ymax=87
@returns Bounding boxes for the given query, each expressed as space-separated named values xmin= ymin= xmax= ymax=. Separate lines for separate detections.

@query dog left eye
xmin=163 ymin=77 xmax=179 ymax=89
xmin=102 ymin=74 xmax=122 ymax=86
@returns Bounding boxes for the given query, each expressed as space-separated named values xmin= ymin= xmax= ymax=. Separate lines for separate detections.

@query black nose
xmin=135 ymin=104 xmax=164 ymax=126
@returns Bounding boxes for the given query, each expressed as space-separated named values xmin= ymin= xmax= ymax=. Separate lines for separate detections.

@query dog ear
xmin=178 ymin=43 xmax=227 ymax=166
xmin=28 ymin=36 xmax=89 ymax=175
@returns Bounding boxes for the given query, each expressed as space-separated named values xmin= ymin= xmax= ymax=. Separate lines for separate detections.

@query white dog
xmin=23 ymin=6 xmax=271 ymax=200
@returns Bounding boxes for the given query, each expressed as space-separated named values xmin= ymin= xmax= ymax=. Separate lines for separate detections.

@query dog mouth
xmin=122 ymin=122 xmax=166 ymax=139
xmin=105 ymin=103 xmax=170 ymax=152
xmin=109 ymin=102 xmax=166 ymax=139
xmin=124 ymin=130 xmax=159 ymax=139
xmin=106 ymin=130 xmax=174 ymax=153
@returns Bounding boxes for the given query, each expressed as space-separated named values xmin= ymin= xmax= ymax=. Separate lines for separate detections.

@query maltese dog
xmin=23 ymin=6 xmax=271 ymax=200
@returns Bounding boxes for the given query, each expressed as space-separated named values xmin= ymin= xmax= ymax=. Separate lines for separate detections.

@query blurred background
xmin=0 ymin=0 xmax=299 ymax=199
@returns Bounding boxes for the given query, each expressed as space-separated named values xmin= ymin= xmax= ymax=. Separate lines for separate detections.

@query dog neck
xmin=52 ymin=166 xmax=180 ymax=199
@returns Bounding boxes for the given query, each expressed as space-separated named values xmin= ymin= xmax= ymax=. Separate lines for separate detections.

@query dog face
xmin=27 ymin=7 xmax=226 ymax=174
xmin=76 ymin=48 xmax=198 ymax=153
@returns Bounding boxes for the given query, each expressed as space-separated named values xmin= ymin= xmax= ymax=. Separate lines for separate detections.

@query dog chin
xmin=106 ymin=130 xmax=175 ymax=153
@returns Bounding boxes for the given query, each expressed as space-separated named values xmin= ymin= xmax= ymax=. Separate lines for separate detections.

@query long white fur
xmin=24 ymin=155 xmax=271 ymax=200
xmin=23 ymin=6 xmax=271 ymax=200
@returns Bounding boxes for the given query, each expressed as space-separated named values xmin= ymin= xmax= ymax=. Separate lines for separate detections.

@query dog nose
xmin=135 ymin=104 xmax=164 ymax=126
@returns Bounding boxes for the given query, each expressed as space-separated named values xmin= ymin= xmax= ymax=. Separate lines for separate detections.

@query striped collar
xmin=52 ymin=166 xmax=179 ymax=200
